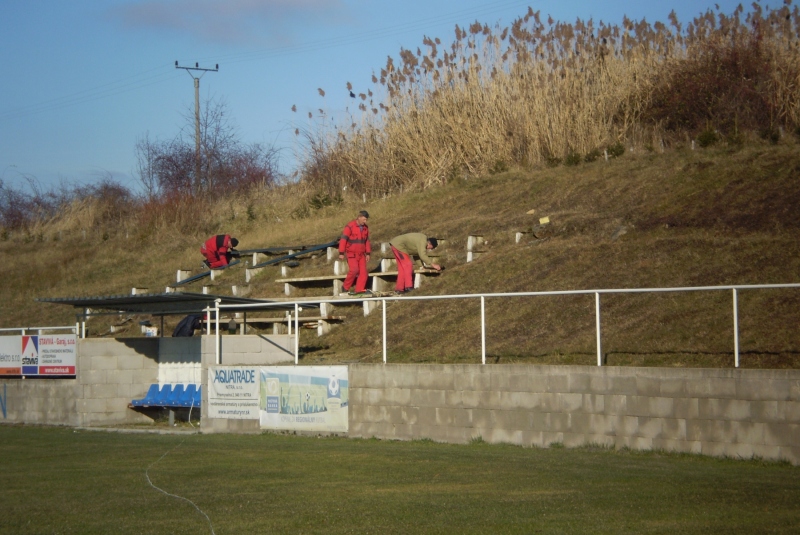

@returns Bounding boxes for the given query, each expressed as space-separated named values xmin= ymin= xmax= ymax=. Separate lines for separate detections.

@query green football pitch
xmin=0 ymin=425 xmax=798 ymax=534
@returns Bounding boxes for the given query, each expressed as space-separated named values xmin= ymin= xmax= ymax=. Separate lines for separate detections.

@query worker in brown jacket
xmin=389 ymin=233 xmax=440 ymax=293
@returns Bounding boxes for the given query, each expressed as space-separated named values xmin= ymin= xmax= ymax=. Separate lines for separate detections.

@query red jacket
xmin=201 ymin=234 xmax=234 ymax=268
xmin=338 ymin=220 xmax=371 ymax=256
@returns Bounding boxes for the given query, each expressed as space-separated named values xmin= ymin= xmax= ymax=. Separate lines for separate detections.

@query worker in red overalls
xmin=338 ymin=211 xmax=371 ymax=296
xmin=200 ymin=234 xmax=239 ymax=269
xmin=389 ymin=233 xmax=440 ymax=294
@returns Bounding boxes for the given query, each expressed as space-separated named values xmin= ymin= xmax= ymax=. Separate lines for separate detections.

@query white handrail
xmin=214 ymin=283 xmax=800 ymax=367
xmin=0 ymin=326 xmax=78 ymax=335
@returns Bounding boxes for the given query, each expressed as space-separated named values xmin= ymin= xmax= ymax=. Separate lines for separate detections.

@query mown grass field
xmin=1 ymin=425 xmax=798 ymax=534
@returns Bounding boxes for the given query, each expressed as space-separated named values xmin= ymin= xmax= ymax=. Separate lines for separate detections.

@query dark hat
xmin=358 ymin=210 xmax=369 ymax=218
xmin=428 ymin=237 xmax=438 ymax=249
xmin=230 ymin=237 xmax=239 ymax=247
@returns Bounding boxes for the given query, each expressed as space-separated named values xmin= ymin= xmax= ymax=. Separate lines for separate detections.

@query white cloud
xmin=108 ymin=0 xmax=353 ymax=46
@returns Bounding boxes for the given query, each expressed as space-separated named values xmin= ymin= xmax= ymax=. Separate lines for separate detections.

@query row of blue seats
xmin=130 ymin=383 xmax=201 ymax=408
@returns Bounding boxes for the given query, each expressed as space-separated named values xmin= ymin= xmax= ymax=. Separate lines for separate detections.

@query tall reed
xmin=299 ymin=2 xmax=800 ymax=197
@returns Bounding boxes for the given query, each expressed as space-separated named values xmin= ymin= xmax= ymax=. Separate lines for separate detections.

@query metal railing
xmin=213 ymin=283 xmax=800 ymax=367
xmin=0 ymin=325 xmax=79 ymax=336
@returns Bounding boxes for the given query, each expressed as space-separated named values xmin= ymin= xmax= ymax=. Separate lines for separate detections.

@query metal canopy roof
xmin=36 ymin=292 xmax=308 ymax=317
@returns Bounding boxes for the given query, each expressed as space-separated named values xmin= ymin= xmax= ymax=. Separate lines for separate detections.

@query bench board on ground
xmin=239 ymin=240 xmax=338 ymax=264
xmin=245 ymin=240 xmax=338 ymax=282
xmin=274 ymin=274 xmax=347 ymax=296
xmin=174 ymin=259 xmax=241 ymax=287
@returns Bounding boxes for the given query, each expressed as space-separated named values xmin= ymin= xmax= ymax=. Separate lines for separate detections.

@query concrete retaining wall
xmin=1 ymin=338 xmax=159 ymax=427
xmin=199 ymin=334 xmax=293 ymax=434
xmin=348 ymin=364 xmax=800 ymax=465
xmin=4 ymin=340 xmax=799 ymax=465
xmin=1 ymin=334 xmax=293 ymax=428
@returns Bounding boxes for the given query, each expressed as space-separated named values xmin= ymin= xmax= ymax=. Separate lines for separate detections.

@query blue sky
xmin=0 ymin=1 xmax=780 ymax=194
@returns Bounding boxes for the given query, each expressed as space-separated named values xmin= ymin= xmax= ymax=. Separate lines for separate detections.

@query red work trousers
xmin=343 ymin=252 xmax=369 ymax=293
xmin=391 ymin=246 xmax=414 ymax=291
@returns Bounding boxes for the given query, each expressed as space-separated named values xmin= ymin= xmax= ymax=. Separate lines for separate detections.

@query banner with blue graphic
xmin=0 ymin=335 xmax=76 ymax=377
xmin=259 ymin=366 xmax=348 ymax=432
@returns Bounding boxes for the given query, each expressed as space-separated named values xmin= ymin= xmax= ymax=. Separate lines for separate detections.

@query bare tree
xmin=134 ymin=132 xmax=159 ymax=200
xmin=136 ymin=97 xmax=279 ymax=198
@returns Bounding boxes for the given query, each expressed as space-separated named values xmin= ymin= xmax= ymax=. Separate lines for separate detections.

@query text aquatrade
xmin=213 ymin=369 xmax=255 ymax=384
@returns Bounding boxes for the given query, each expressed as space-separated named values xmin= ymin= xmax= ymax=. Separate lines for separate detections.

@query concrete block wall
xmin=76 ymin=338 xmax=160 ymax=426
xmin=1 ymin=335 xmax=294 ymax=429
xmin=348 ymin=364 xmax=800 ymax=465
xmin=0 ymin=339 xmax=160 ymax=427
xmin=201 ymin=334 xmax=294 ymax=366
xmin=199 ymin=334 xmax=294 ymax=433
xmin=0 ymin=380 xmax=81 ymax=426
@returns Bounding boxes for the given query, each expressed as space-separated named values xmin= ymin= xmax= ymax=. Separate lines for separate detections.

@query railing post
xmin=382 ymin=299 xmax=387 ymax=364
xmin=595 ymin=292 xmax=602 ymax=366
xmin=732 ymin=288 xmax=740 ymax=368
xmin=480 ymin=295 xmax=486 ymax=365
xmin=215 ymin=301 xmax=221 ymax=365
xmin=294 ymin=303 xmax=299 ymax=365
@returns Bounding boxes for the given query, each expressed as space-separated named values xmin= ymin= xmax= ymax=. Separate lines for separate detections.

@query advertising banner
xmin=0 ymin=335 xmax=76 ymax=377
xmin=259 ymin=366 xmax=348 ymax=433
xmin=207 ymin=366 xmax=260 ymax=419
xmin=0 ymin=337 xmax=22 ymax=375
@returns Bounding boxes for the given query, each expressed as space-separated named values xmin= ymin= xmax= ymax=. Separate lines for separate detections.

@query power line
xmin=0 ymin=67 xmax=181 ymax=121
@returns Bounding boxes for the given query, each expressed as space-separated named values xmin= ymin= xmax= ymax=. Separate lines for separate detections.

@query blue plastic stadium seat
xmin=130 ymin=384 xmax=160 ymax=407
xmin=130 ymin=383 xmax=204 ymax=410
xmin=181 ymin=384 xmax=198 ymax=407
xmin=165 ymin=384 xmax=185 ymax=407
xmin=152 ymin=384 xmax=172 ymax=406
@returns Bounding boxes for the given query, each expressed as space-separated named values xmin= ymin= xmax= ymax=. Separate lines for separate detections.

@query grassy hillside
xmin=2 ymin=140 xmax=799 ymax=368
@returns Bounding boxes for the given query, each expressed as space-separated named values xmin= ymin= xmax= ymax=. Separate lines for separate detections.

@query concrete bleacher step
xmin=239 ymin=315 xmax=346 ymax=336
xmin=371 ymin=268 xmax=441 ymax=292
xmin=231 ymin=285 xmax=250 ymax=297
xmin=467 ymin=234 xmax=487 ymax=262
xmin=515 ymin=218 xmax=552 ymax=243
xmin=275 ymin=274 xmax=347 ymax=296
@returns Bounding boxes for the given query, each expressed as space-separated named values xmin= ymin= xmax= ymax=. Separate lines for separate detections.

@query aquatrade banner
xmin=259 ymin=366 xmax=348 ymax=433
xmin=207 ymin=366 xmax=260 ymax=419
xmin=0 ymin=335 xmax=76 ymax=376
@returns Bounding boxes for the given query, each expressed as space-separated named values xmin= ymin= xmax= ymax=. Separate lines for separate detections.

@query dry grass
xmin=299 ymin=141 xmax=800 ymax=367
xmin=2 ymin=140 xmax=797 ymax=368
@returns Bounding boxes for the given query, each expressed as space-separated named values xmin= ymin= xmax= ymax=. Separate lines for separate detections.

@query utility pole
xmin=175 ymin=61 xmax=219 ymax=195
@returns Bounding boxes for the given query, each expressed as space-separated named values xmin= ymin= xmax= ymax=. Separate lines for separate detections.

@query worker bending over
xmin=389 ymin=233 xmax=440 ymax=294
xmin=201 ymin=234 xmax=239 ymax=269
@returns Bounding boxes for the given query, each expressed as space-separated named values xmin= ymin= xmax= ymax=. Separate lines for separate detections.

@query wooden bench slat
xmin=242 ymin=316 xmax=345 ymax=323
xmin=275 ymin=269 xmax=439 ymax=284
xmin=275 ymin=274 xmax=346 ymax=283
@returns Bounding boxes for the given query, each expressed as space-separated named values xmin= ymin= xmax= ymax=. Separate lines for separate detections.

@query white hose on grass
xmin=145 ymin=436 xmax=215 ymax=535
